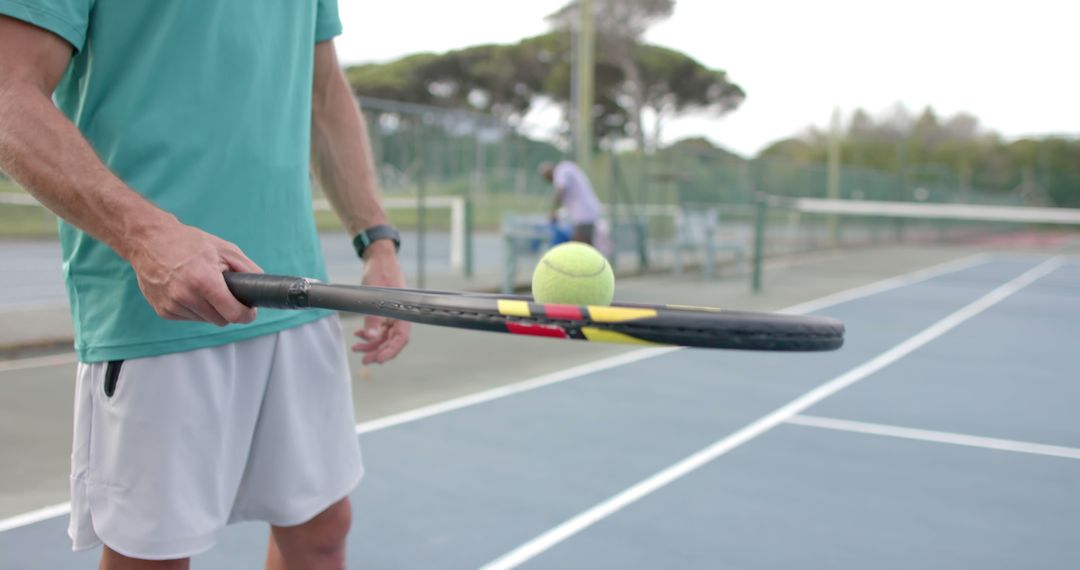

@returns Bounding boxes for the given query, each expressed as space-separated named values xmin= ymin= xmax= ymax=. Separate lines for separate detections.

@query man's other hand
xmin=351 ymin=241 xmax=411 ymax=365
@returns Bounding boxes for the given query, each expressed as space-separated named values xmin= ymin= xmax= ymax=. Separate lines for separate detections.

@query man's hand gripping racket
xmin=223 ymin=273 xmax=844 ymax=352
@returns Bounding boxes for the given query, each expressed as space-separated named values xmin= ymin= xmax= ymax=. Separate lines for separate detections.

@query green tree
xmin=636 ymin=44 xmax=744 ymax=149
xmin=759 ymin=106 xmax=1080 ymax=206
xmin=547 ymin=0 xmax=675 ymax=150
xmin=345 ymin=53 xmax=442 ymax=103
xmin=345 ymin=33 xmax=743 ymax=149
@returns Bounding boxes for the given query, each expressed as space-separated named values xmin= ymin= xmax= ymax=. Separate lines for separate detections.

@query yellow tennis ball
xmin=531 ymin=242 xmax=615 ymax=306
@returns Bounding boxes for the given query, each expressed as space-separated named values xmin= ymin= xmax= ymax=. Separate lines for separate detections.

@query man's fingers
xmin=202 ymin=275 xmax=257 ymax=324
xmin=352 ymin=325 xmax=387 ymax=353
xmin=352 ymin=340 xmax=382 ymax=353
xmin=352 ymin=339 xmax=383 ymax=352
xmin=353 ymin=316 xmax=388 ymax=351
xmin=363 ymin=347 xmax=392 ymax=365
xmin=365 ymin=322 xmax=410 ymax=364
xmin=218 ymin=242 xmax=263 ymax=274
xmin=371 ymin=338 xmax=407 ymax=364
xmin=354 ymin=328 xmax=381 ymax=341
xmin=382 ymin=325 xmax=410 ymax=359
xmin=180 ymin=297 xmax=229 ymax=327
xmin=367 ymin=338 xmax=406 ymax=365
xmin=358 ymin=322 xmax=409 ymax=364
xmin=362 ymin=315 xmax=384 ymax=335
xmin=161 ymin=305 xmax=202 ymax=322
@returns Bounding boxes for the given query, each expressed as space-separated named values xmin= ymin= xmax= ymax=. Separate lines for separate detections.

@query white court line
xmin=0 ymin=353 xmax=77 ymax=373
xmin=0 ymin=300 xmax=70 ymax=312
xmin=354 ymin=348 xmax=681 ymax=435
xmin=780 ymin=253 xmax=988 ymax=315
xmin=0 ymin=503 xmax=70 ymax=533
xmin=787 ymin=415 xmax=1080 ymax=460
xmin=0 ymin=253 xmax=991 ymax=532
xmin=478 ymin=256 xmax=1063 ymax=570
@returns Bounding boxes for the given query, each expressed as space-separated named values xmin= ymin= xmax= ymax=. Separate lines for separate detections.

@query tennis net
xmin=749 ymin=196 xmax=1080 ymax=290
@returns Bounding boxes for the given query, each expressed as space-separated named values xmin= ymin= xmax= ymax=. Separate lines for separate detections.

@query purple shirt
xmin=554 ymin=161 xmax=602 ymax=224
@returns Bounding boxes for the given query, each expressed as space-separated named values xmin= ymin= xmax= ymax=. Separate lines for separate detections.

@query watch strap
xmin=352 ymin=224 xmax=401 ymax=258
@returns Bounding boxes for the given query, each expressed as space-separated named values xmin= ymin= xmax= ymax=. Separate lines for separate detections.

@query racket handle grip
xmin=223 ymin=272 xmax=313 ymax=309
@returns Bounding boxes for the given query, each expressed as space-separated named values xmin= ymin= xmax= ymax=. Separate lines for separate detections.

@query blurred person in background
xmin=539 ymin=160 xmax=603 ymax=245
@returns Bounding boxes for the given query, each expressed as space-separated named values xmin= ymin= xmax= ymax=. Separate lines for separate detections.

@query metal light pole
xmin=575 ymin=0 xmax=594 ymax=167
xmin=826 ymin=107 xmax=842 ymax=246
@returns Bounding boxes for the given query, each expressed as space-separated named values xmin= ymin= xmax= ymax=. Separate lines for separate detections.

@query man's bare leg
xmin=265 ymin=497 xmax=352 ymax=570
xmin=100 ymin=548 xmax=189 ymax=570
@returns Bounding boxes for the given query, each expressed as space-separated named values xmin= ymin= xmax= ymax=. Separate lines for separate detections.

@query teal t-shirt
xmin=0 ymin=0 xmax=343 ymax=362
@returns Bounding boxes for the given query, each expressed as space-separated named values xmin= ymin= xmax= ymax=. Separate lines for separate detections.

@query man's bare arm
xmin=310 ymin=40 xmax=409 ymax=364
xmin=0 ymin=16 xmax=258 ymax=325
xmin=551 ymin=186 xmax=565 ymax=220
xmin=310 ymin=43 xmax=387 ymax=237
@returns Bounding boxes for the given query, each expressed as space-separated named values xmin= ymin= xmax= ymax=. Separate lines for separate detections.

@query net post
xmin=703 ymin=208 xmax=718 ymax=279
xmin=607 ymin=151 xmax=619 ymax=272
xmin=416 ymin=157 xmax=427 ymax=289
xmin=636 ymin=215 xmax=648 ymax=270
xmin=501 ymin=215 xmax=515 ymax=294
xmin=752 ymin=193 xmax=768 ymax=292
xmin=575 ymin=0 xmax=594 ymax=167
xmin=826 ymin=107 xmax=842 ymax=247
xmin=464 ymin=196 xmax=474 ymax=278
xmin=449 ymin=196 xmax=465 ymax=274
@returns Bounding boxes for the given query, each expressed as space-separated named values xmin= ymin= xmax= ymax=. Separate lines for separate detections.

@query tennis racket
xmin=223 ymin=273 xmax=844 ymax=351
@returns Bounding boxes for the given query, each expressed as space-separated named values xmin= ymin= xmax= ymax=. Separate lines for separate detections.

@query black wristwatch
xmin=352 ymin=224 xmax=401 ymax=259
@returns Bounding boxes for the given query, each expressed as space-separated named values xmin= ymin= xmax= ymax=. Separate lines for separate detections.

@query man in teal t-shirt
xmin=0 ymin=1 xmax=410 ymax=567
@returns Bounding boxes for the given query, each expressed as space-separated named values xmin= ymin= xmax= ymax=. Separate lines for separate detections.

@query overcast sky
xmin=336 ymin=0 xmax=1079 ymax=156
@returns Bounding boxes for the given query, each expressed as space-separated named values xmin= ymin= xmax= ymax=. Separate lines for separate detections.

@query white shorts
xmin=68 ymin=315 xmax=363 ymax=560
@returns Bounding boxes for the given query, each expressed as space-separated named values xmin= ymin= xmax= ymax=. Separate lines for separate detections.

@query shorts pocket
xmin=103 ymin=360 xmax=123 ymax=398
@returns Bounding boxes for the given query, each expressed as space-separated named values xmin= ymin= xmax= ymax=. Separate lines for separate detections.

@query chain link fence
xmin=0 ymin=97 xmax=1039 ymax=286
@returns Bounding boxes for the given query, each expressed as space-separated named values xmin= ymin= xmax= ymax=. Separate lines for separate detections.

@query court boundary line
xmin=0 ymin=252 xmax=990 ymax=533
xmin=779 ymin=253 xmax=988 ymax=315
xmin=354 ymin=348 xmax=681 ymax=435
xmin=0 ymin=502 xmax=69 ymax=534
xmin=477 ymin=256 xmax=1063 ymax=570
xmin=0 ymin=353 xmax=78 ymax=373
xmin=787 ymin=414 xmax=1080 ymax=460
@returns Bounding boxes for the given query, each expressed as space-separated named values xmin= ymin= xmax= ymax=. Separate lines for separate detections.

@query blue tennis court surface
xmin=2 ymin=255 xmax=1078 ymax=569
